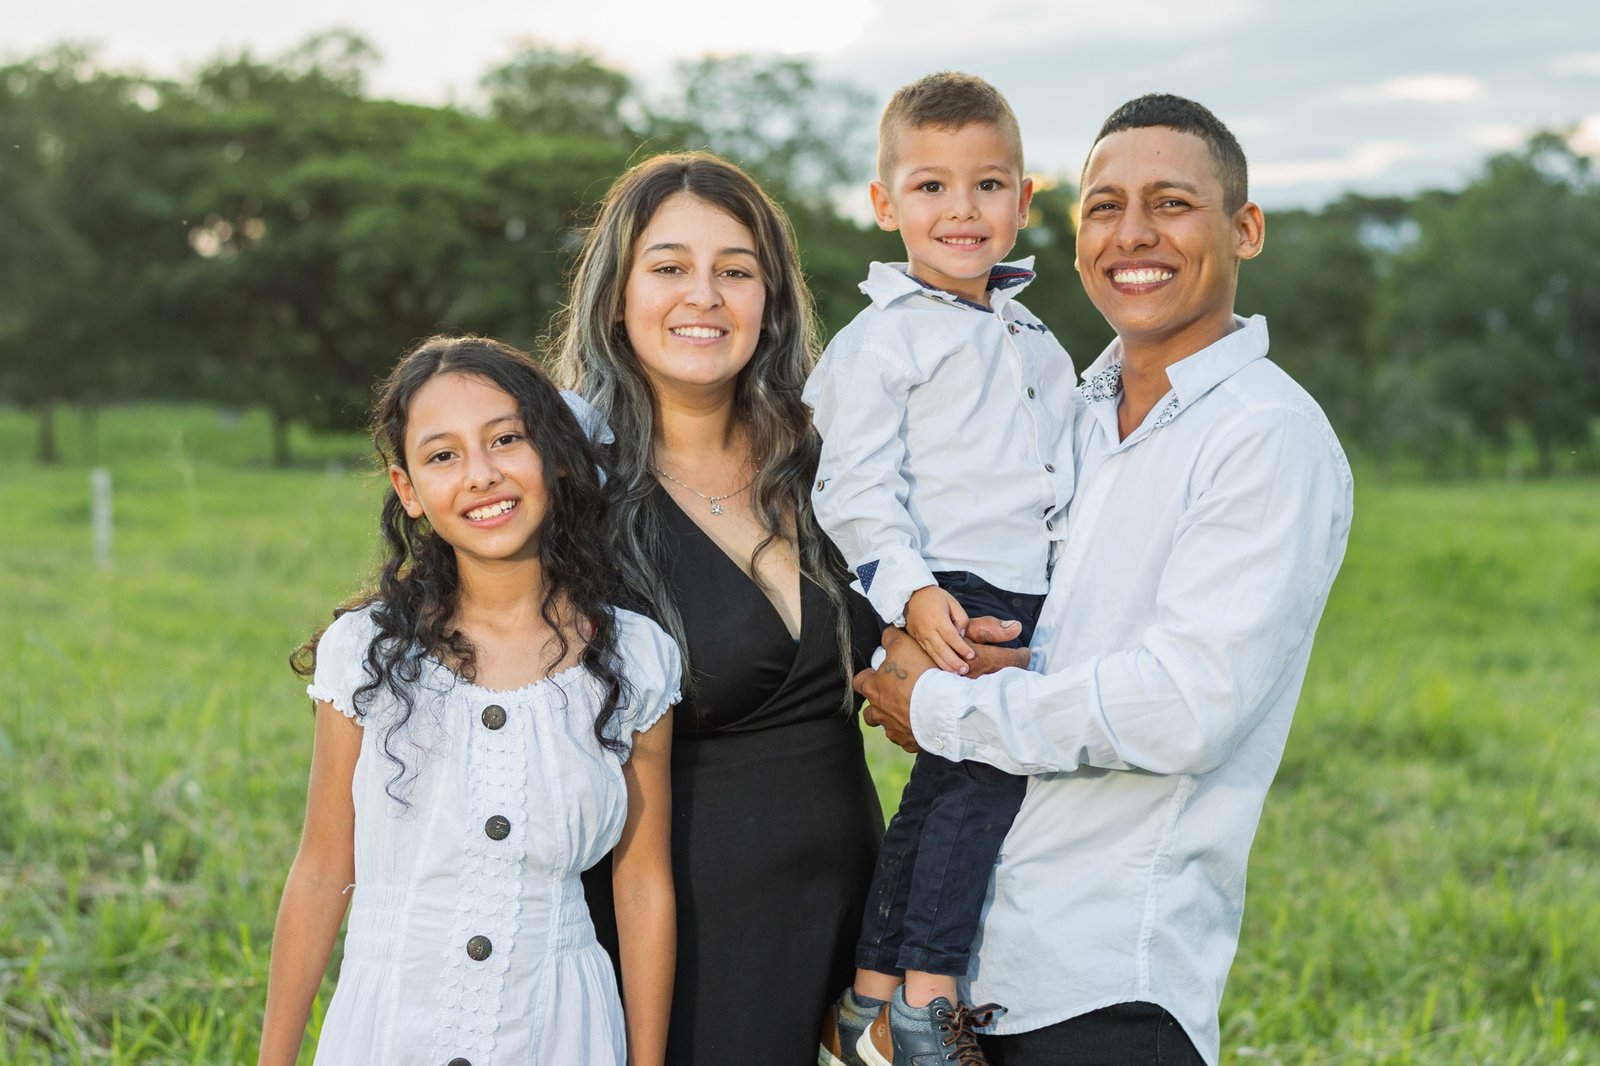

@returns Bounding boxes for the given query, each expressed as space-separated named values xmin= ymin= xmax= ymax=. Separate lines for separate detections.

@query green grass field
xmin=2 ymin=405 xmax=1597 ymax=1064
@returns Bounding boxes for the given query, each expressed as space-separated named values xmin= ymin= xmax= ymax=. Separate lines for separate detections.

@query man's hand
xmin=854 ymin=627 xmax=933 ymax=753
xmin=963 ymin=616 xmax=1030 ymax=678
xmin=904 ymin=586 xmax=973 ymax=674
xmin=856 ymin=619 xmax=1030 ymax=754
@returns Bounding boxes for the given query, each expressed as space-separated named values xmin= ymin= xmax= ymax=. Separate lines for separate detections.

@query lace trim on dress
xmin=304 ymin=683 xmax=360 ymax=721
xmin=428 ymin=685 xmax=527 ymax=1062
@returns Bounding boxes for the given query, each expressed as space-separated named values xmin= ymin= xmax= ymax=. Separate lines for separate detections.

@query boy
xmin=804 ymin=72 xmax=1076 ymax=1066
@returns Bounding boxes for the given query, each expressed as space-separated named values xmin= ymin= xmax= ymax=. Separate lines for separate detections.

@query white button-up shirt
xmin=804 ymin=260 xmax=1077 ymax=626
xmin=911 ymin=316 xmax=1353 ymax=1064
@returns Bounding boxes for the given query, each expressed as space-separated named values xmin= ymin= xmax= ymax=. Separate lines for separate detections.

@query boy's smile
xmin=871 ymin=122 xmax=1033 ymax=306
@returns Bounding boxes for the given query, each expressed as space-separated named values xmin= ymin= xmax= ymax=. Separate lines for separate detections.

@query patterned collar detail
xmin=1078 ymin=362 xmax=1122 ymax=403
xmin=907 ymin=262 xmax=1038 ymax=313
xmin=1076 ymin=362 xmax=1182 ymax=429
xmin=1152 ymin=393 xmax=1182 ymax=429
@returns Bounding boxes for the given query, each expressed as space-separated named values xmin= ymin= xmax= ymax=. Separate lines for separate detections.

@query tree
xmin=0 ymin=46 xmax=186 ymax=462
xmin=1375 ymin=133 xmax=1600 ymax=473
xmin=649 ymin=55 xmax=874 ymax=206
xmin=481 ymin=43 xmax=639 ymax=143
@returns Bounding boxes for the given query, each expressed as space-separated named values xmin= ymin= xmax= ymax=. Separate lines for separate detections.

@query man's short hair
xmin=878 ymin=71 xmax=1023 ymax=181
xmin=1091 ymin=93 xmax=1249 ymax=213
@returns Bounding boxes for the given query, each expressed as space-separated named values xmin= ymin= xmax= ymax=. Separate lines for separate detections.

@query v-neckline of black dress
xmin=656 ymin=483 xmax=805 ymax=644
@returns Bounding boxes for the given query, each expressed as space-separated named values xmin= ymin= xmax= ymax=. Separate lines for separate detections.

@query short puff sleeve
xmin=611 ymin=609 xmax=682 ymax=750
xmin=303 ymin=605 xmax=381 ymax=722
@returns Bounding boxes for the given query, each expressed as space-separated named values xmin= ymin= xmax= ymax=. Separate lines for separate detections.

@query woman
xmin=556 ymin=151 xmax=884 ymax=1064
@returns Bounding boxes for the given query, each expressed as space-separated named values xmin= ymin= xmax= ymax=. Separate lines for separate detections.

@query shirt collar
xmin=1077 ymin=314 xmax=1270 ymax=429
xmin=860 ymin=258 xmax=1037 ymax=312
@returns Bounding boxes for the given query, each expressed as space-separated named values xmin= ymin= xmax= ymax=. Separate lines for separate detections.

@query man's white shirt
xmin=911 ymin=315 xmax=1353 ymax=1064
xmin=804 ymin=260 xmax=1076 ymax=625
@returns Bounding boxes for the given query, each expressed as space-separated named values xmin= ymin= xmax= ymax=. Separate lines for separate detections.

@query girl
xmin=259 ymin=336 xmax=678 ymax=1066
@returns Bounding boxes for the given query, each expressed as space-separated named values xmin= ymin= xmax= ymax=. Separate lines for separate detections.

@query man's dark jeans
xmin=982 ymin=1002 xmax=1206 ymax=1065
xmin=855 ymin=570 xmax=1044 ymax=977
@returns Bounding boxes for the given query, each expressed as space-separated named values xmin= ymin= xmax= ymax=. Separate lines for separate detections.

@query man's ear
xmin=390 ymin=464 xmax=424 ymax=519
xmin=870 ymin=180 xmax=899 ymax=232
xmin=1235 ymin=201 xmax=1266 ymax=261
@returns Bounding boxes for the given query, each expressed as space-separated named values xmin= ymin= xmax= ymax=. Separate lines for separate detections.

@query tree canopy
xmin=2 ymin=35 xmax=1596 ymax=472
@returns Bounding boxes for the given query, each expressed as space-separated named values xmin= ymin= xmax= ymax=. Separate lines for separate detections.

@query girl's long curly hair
xmin=293 ymin=335 xmax=629 ymax=800
xmin=550 ymin=151 xmax=856 ymax=705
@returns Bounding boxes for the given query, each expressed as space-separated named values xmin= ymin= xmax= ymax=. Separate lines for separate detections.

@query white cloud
xmin=1571 ymin=114 xmax=1600 ymax=155
xmin=1466 ymin=123 xmax=1533 ymax=152
xmin=1252 ymin=140 xmax=1419 ymax=190
xmin=1334 ymin=73 xmax=1484 ymax=104
xmin=1550 ymin=50 xmax=1600 ymax=76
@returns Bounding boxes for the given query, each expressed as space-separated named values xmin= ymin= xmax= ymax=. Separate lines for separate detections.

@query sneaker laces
xmin=934 ymin=1001 xmax=1005 ymax=1065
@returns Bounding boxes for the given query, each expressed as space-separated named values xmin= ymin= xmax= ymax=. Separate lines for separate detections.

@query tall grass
xmin=1 ymin=405 xmax=1596 ymax=1063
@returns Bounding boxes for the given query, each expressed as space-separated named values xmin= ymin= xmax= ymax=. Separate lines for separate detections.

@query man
xmin=855 ymin=93 xmax=1354 ymax=1066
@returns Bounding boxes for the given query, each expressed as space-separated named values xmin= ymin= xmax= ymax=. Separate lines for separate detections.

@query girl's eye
xmin=426 ymin=449 xmax=456 ymax=464
xmin=721 ymin=267 xmax=754 ymax=279
xmin=651 ymin=264 xmax=685 ymax=275
xmin=493 ymin=432 xmax=525 ymax=447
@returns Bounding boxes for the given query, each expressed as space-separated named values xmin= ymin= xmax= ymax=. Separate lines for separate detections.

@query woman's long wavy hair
xmin=293 ymin=335 xmax=630 ymax=800
xmin=550 ymin=151 xmax=855 ymax=704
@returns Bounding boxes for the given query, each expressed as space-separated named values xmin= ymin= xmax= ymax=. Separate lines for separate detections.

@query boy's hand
xmin=904 ymin=585 xmax=974 ymax=674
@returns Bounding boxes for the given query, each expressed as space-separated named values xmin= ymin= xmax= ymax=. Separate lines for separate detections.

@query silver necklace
xmin=653 ymin=460 xmax=762 ymax=516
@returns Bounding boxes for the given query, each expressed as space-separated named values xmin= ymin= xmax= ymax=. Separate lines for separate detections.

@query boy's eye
xmin=918 ymin=181 xmax=944 ymax=194
xmin=978 ymin=179 xmax=1003 ymax=192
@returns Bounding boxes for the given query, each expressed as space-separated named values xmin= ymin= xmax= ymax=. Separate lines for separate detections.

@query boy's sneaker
xmin=818 ymin=991 xmax=882 ymax=1066
xmin=857 ymin=995 xmax=1001 ymax=1066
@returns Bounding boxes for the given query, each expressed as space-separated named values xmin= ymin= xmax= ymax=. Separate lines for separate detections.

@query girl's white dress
xmin=305 ymin=604 xmax=680 ymax=1066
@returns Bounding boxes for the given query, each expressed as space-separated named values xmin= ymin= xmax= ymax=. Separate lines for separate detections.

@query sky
xmin=8 ymin=0 xmax=1600 ymax=209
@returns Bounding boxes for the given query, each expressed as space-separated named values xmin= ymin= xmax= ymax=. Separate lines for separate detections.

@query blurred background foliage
xmin=2 ymin=31 xmax=1598 ymax=475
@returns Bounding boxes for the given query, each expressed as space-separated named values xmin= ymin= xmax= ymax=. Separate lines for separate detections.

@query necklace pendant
xmin=710 ymin=501 xmax=724 ymax=516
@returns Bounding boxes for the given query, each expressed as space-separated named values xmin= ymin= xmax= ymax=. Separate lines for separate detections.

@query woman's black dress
xmin=586 ymin=489 xmax=884 ymax=1065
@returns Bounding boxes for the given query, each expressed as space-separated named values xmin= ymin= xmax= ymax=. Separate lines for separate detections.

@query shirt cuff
xmin=862 ymin=551 xmax=938 ymax=627
xmin=910 ymin=668 xmax=974 ymax=760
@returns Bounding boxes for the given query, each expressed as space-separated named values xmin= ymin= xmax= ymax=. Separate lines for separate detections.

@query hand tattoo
xmin=879 ymin=658 xmax=909 ymax=679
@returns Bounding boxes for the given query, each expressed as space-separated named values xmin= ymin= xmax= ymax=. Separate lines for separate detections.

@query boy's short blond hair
xmin=877 ymin=71 xmax=1024 ymax=181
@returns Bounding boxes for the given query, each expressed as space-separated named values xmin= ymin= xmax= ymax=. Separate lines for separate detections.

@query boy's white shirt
xmin=803 ymin=259 xmax=1076 ymax=626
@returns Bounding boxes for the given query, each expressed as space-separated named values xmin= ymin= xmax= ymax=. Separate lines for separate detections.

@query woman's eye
xmin=426 ymin=449 xmax=455 ymax=464
xmin=651 ymin=264 xmax=685 ymax=275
